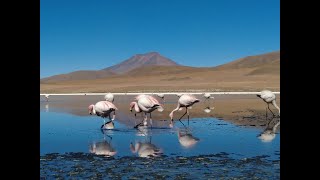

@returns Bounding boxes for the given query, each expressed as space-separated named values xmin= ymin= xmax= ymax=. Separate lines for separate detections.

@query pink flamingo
xmin=88 ymin=101 xmax=118 ymax=129
xmin=134 ymin=94 xmax=149 ymax=101
xmin=130 ymin=94 xmax=164 ymax=128
xmin=169 ymin=94 xmax=200 ymax=126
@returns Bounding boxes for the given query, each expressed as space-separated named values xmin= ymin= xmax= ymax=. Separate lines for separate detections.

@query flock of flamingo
xmin=86 ymin=93 xmax=204 ymax=130
xmin=44 ymin=90 xmax=280 ymax=131
xmin=85 ymin=90 xmax=278 ymax=129
xmin=43 ymin=90 xmax=280 ymax=157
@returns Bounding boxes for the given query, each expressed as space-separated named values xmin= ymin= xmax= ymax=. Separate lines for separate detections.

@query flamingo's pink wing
xmin=180 ymin=94 xmax=199 ymax=106
xmin=103 ymin=101 xmax=118 ymax=110
xmin=138 ymin=96 xmax=156 ymax=109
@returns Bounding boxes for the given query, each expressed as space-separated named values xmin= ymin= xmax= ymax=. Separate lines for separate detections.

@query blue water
xmin=40 ymin=111 xmax=279 ymax=160
xmin=40 ymin=96 xmax=280 ymax=179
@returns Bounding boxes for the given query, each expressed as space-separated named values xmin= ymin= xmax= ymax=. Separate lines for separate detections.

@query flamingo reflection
xmin=130 ymin=141 xmax=162 ymax=158
xmin=177 ymin=129 xmax=200 ymax=148
xmin=89 ymin=130 xmax=117 ymax=157
xmin=258 ymin=118 xmax=280 ymax=142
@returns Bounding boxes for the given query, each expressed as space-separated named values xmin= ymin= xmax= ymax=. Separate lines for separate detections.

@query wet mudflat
xmin=40 ymin=95 xmax=280 ymax=179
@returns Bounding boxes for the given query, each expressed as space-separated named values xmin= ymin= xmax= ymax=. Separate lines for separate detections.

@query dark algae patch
xmin=40 ymin=152 xmax=280 ymax=179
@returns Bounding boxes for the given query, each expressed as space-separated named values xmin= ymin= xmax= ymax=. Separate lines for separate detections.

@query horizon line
xmin=40 ymin=92 xmax=280 ymax=96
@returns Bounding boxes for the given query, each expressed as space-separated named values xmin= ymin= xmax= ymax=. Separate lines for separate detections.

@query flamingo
xmin=134 ymin=94 xmax=148 ymax=100
xmin=203 ymin=93 xmax=214 ymax=100
xmin=258 ymin=120 xmax=280 ymax=142
xmin=130 ymin=142 xmax=162 ymax=158
xmin=104 ymin=93 xmax=114 ymax=102
xmin=203 ymin=106 xmax=215 ymax=113
xmin=169 ymin=94 xmax=200 ymax=126
xmin=88 ymin=101 xmax=118 ymax=129
xmin=156 ymin=93 xmax=165 ymax=103
xmin=44 ymin=94 xmax=49 ymax=102
xmin=130 ymin=95 xmax=164 ymax=128
xmin=257 ymin=90 xmax=280 ymax=118
xmin=177 ymin=129 xmax=200 ymax=148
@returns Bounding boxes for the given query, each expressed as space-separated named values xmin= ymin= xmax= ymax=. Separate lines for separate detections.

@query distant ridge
xmin=215 ymin=51 xmax=280 ymax=69
xmin=40 ymin=50 xmax=280 ymax=93
xmin=40 ymin=70 xmax=116 ymax=83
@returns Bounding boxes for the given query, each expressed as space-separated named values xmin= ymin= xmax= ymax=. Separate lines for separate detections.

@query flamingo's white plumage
xmin=45 ymin=94 xmax=49 ymax=102
xmin=257 ymin=90 xmax=280 ymax=117
xmin=169 ymin=94 xmax=200 ymax=126
xmin=104 ymin=93 xmax=114 ymax=102
xmin=156 ymin=93 xmax=165 ymax=102
xmin=203 ymin=93 xmax=214 ymax=100
xmin=203 ymin=106 xmax=215 ymax=113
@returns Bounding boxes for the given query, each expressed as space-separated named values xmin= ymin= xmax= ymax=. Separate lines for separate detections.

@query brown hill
xmin=103 ymin=52 xmax=179 ymax=74
xmin=126 ymin=65 xmax=205 ymax=76
xmin=246 ymin=59 xmax=280 ymax=75
xmin=215 ymin=51 xmax=280 ymax=69
xmin=40 ymin=51 xmax=280 ymax=93
xmin=40 ymin=70 xmax=116 ymax=83
xmin=213 ymin=51 xmax=280 ymax=76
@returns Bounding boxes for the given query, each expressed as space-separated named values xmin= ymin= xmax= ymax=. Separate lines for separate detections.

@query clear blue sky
xmin=40 ymin=0 xmax=279 ymax=78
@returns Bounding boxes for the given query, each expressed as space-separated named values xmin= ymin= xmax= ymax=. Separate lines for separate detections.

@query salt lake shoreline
xmin=40 ymin=93 xmax=280 ymax=131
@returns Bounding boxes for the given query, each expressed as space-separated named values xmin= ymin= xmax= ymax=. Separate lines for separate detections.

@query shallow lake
xmin=40 ymin=95 xmax=280 ymax=179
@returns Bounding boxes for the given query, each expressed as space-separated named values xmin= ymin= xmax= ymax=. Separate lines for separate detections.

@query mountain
xmin=41 ymin=52 xmax=179 ymax=83
xmin=103 ymin=52 xmax=179 ymax=74
xmin=40 ymin=50 xmax=280 ymax=93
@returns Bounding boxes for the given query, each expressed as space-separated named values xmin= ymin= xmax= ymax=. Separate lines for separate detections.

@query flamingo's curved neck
xmin=133 ymin=102 xmax=140 ymax=112
xmin=169 ymin=103 xmax=181 ymax=119
xmin=272 ymin=100 xmax=280 ymax=115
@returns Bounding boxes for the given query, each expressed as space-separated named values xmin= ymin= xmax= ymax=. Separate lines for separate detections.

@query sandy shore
xmin=40 ymin=94 xmax=280 ymax=129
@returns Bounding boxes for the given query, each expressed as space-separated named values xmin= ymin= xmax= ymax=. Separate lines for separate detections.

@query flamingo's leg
xmin=268 ymin=104 xmax=275 ymax=117
xmin=177 ymin=110 xmax=187 ymax=128
xmin=186 ymin=107 xmax=190 ymax=126
xmin=265 ymin=107 xmax=268 ymax=121
xmin=150 ymin=113 xmax=153 ymax=129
